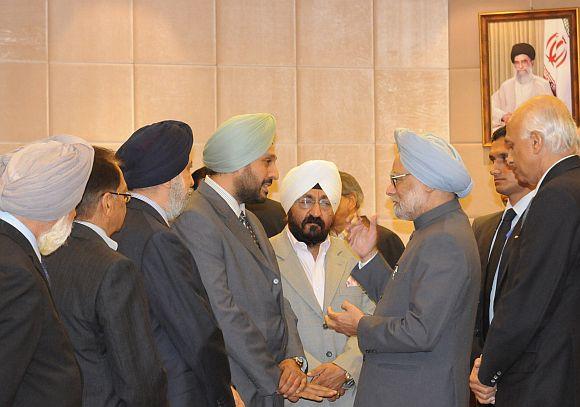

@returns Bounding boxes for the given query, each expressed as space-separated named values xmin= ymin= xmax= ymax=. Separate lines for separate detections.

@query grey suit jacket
xmin=271 ymin=231 xmax=375 ymax=407
xmin=172 ymin=182 xmax=304 ymax=407
xmin=46 ymin=223 xmax=167 ymax=407
xmin=351 ymin=199 xmax=480 ymax=407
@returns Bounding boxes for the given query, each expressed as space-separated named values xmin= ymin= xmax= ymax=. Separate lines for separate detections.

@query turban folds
xmin=204 ymin=113 xmax=276 ymax=173
xmin=511 ymin=43 xmax=535 ymax=62
xmin=0 ymin=135 xmax=94 ymax=221
xmin=117 ymin=120 xmax=193 ymax=189
xmin=280 ymin=160 xmax=342 ymax=213
xmin=394 ymin=129 xmax=473 ymax=198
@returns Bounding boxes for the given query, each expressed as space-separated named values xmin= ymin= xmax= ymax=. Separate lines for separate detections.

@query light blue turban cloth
xmin=204 ymin=113 xmax=276 ymax=173
xmin=394 ymin=129 xmax=473 ymax=198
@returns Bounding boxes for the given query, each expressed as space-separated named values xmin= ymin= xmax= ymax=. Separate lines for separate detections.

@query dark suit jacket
xmin=113 ymin=198 xmax=234 ymax=407
xmin=172 ymin=182 xmax=305 ymax=407
xmin=246 ymin=198 xmax=287 ymax=238
xmin=45 ymin=223 xmax=167 ymax=407
xmin=0 ymin=219 xmax=81 ymax=407
xmin=471 ymin=211 xmax=502 ymax=360
xmin=480 ymin=155 xmax=580 ymax=407
xmin=375 ymin=223 xmax=405 ymax=268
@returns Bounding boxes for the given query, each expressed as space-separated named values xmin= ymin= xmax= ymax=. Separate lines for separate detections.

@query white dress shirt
xmin=0 ymin=211 xmax=41 ymax=261
xmin=286 ymin=226 xmax=331 ymax=309
xmin=75 ymin=220 xmax=118 ymax=251
xmin=204 ymin=176 xmax=246 ymax=217
xmin=130 ymin=192 xmax=169 ymax=226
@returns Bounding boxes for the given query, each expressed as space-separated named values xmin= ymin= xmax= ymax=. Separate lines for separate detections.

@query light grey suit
xmin=351 ymin=199 xmax=480 ymax=407
xmin=172 ymin=182 xmax=304 ymax=407
xmin=271 ymin=232 xmax=375 ymax=407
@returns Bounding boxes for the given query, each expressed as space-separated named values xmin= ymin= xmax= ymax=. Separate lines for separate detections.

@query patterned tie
xmin=40 ymin=260 xmax=51 ymax=287
xmin=239 ymin=211 xmax=259 ymax=246
xmin=482 ymin=208 xmax=517 ymax=338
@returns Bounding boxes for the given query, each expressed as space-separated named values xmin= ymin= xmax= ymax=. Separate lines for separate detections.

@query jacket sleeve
xmin=0 ymin=265 xmax=44 ymax=406
xmin=351 ymin=254 xmax=393 ymax=302
xmin=283 ymin=295 xmax=306 ymax=361
xmin=142 ymin=230 xmax=235 ymax=405
xmin=357 ymin=235 xmax=470 ymax=353
xmin=479 ymin=189 xmax=580 ymax=385
xmin=97 ymin=259 xmax=168 ymax=406
xmin=172 ymin=211 xmax=281 ymax=396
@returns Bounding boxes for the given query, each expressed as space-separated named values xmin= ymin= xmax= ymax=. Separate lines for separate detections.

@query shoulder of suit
xmin=473 ymin=211 xmax=503 ymax=228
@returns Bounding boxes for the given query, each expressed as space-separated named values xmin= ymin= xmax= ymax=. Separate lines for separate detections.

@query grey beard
xmin=166 ymin=178 xmax=192 ymax=221
xmin=38 ymin=215 xmax=73 ymax=255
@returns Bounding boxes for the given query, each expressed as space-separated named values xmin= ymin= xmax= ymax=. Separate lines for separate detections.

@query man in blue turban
xmin=172 ymin=113 xmax=336 ymax=406
xmin=325 ymin=129 xmax=480 ymax=407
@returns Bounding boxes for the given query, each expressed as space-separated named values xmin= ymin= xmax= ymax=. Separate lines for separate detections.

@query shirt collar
xmin=413 ymin=199 xmax=461 ymax=230
xmin=204 ymin=175 xmax=245 ymax=217
xmin=285 ymin=225 xmax=331 ymax=255
xmin=0 ymin=211 xmax=41 ymax=261
xmin=506 ymin=189 xmax=536 ymax=218
xmin=74 ymin=221 xmax=118 ymax=251
xmin=535 ymin=155 xmax=576 ymax=192
xmin=130 ymin=192 xmax=169 ymax=226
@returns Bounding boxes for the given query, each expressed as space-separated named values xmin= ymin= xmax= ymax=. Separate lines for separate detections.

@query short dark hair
xmin=192 ymin=166 xmax=209 ymax=190
xmin=491 ymin=126 xmax=507 ymax=142
xmin=339 ymin=171 xmax=364 ymax=209
xmin=76 ymin=147 xmax=122 ymax=219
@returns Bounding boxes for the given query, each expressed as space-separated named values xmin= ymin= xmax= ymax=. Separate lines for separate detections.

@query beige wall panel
xmin=455 ymin=143 xmax=504 ymax=218
xmin=0 ymin=0 xmax=46 ymax=61
xmin=297 ymin=143 xmax=375 ymax=214
xmin=375 ymin=143 xmax=397 ymax=219
xmin=269 ymin=143 xmax=298 ymax=200
xmin=217 ymin=0 xmax=295 ymax=66
xmin=0 ymin=63 xmax=47 ymax=142
xmin=49 ymin=0 xmax=132 ymax=63
xmin=134 ymin=0 xmax=215 ymax=64
xmin=448 ymin=0 xmax=531 ymax=69
xmin=531 ymin=0 xmax=580 ymax=7
xmin=378 ymin=217 xmax=414 ymax=245
xmin=450 ymin=68 xmax=483 ymax=143
xmin=49 ymin=63 xmax=133 ymax=142
xmin=191 ymin=142 xmax=206 ymax=174
xmin=218 ymin=66 xmax=296 ymax=143
xmin=135 ymin=64 xmax=216 ymax=143
xmin=375 ymin=0 xmax=448 ymax=69
xmin=298 ymin=68 xmax=374 ymax=143
xmin=297 ymin=0 xmax=373 ymax=67
xmin=375 ymin=69 xmax=449 ymax=143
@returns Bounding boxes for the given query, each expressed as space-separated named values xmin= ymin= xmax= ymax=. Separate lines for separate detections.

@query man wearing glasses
xmin=45 ymin=146 xmax=168 ymax=406
xmin=270 ymin=160 xmax=375 ymax=407
xmin=325 ymin=129 xmax=480 ymax=407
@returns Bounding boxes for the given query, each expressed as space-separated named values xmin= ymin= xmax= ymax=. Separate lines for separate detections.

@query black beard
xmin=288 ymin=214 xmax=329 ymax=247
xmin=234 ymin=168 xmax=273 ymax=204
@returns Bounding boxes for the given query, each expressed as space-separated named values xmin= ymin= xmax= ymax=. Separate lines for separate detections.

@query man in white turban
xmin=325 ymin=129 xmax=480 ymax=407
xmin=172 ymin=114 xmax=335 ymax=406
xmin=271 ymin=160 xmax=375 ymax=407
xmin=0 ymin=135 xmax=93 ymax=407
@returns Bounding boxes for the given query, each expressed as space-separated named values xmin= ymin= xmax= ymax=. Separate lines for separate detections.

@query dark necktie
xmin=482 ymin=208 xmax=517 ymax=338
xmin=239 ymin=211 xmax=259 ymax=246
xmin=40 ymin=260 xmax=51 ymax=287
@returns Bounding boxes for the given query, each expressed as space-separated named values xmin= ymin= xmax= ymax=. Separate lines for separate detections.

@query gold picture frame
xmin=479 ymin=8 xmax=579 ymax=145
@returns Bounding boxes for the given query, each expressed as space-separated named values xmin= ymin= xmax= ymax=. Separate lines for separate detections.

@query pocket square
xmin=346 ymin=276 xmax=360 ymax=287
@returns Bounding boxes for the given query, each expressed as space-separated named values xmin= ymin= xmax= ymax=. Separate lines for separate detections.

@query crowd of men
xmin=0 ymin=94 xmax=578 ymax=407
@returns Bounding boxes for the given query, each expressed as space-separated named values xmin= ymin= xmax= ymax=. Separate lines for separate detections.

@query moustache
xmin=262 ymin=178 xmax=273 ymax=187
xmin=301 ymin=215 xmax=325 ymax=229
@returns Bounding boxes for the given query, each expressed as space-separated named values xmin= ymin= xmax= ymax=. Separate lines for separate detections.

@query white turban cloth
xmin=0 ymin=135 xmax=94 ymax=221
xmin=280 ymin=160 xmax=342 ymax=213
xmin=394 ymin=129 xmax=473 ymax=198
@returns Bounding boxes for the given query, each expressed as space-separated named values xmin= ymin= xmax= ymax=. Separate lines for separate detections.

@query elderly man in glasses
xmin=270 ymin=160 xmax=375 ymax=407
xmin=324 ymin=129 xmax=480 ymax=407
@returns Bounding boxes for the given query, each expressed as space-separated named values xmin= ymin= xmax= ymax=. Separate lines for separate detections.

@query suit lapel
xmin=128 ymin=198 xmax=168 ymax=228
xmin=538 ymin=155 xmax=580 ymax=192
xmin=274 ymin=233 xmax=323 ymax=316
xmin=323 ymin=240 xmax=349 ymax=310
xmin=198 ymin=182 xmax=275 ymax=273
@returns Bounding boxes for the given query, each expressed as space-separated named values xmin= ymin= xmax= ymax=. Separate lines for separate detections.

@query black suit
xmin=374 ymin=223 xmax=405 ymax=268
xmin=480 ymin=155 xmax=580 ymax=406
xmin=246 ymin=198 xmax=287 ymax=238
xmin=45 ymin=223 xmax=167 ymax=406
xmin=113 ymin=198 xmax=234 ymax=407
xmin=0 ymin=219 xmax=81 ymax=407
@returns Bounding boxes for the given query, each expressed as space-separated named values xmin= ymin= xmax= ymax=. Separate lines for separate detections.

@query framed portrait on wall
xmin=479 ymin=8 xmax=579 ymax=145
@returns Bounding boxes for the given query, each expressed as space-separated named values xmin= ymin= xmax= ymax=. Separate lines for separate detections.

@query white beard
xmin=38 ymin=215 xmax=73 ymax=255
xmin=391 ymin=184 xmax=428 ymax=221
xmin=166 ymin=177 xmax=193 ymax=221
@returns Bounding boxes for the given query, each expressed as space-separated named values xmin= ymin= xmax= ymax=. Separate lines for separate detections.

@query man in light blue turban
xmin=172 ymin=113 xmax=336 ymax=406
xmin=324 ymin=129 xmax=480 ymax=407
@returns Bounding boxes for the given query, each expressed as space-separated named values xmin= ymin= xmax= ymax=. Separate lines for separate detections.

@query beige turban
xmin=280 ymin=160 xmax=342 ymax=213
xmin=0 ymin=135 xmax=94 ymax=221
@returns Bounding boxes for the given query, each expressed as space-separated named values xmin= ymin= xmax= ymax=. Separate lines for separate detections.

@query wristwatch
xmin=342 ymin=371 xmax=355 ymax=389
xmin=292 ymin=356 xmax=308 ymax=372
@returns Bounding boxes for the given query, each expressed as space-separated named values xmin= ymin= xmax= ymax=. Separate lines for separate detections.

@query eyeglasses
xmin=108 ymin=191 xmax=131 ymax=203
xmin=390 ymin=173 xmax=410 ymax=187
xmin=296 ymin=197 xmax=332 ymax=211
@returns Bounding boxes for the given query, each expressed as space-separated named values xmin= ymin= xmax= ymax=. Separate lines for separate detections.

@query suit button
xmin=491 ymin=379 xmax=496 ymax=384
xmin=326 ymin=351 xmax=333 ymax=357
xmin=493 ymin=375 xmax=498 ymax=380
xmin=273 ymin=278 xmax=279 ymax=285
xmin=497 ymin=371 xmax=502 ymax=376
xmin=322 ymin=323 xmax=328 ymax=329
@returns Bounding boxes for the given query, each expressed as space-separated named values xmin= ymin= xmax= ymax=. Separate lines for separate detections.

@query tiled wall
xmin=4 ymin=0 xmax=573 ymax=240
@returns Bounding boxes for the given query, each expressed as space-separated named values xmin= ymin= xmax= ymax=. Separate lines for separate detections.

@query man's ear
xmin=530 ymin=131 xmax=544 ymax=155
xmin=101 ymin=192 xmax=113 ymax=216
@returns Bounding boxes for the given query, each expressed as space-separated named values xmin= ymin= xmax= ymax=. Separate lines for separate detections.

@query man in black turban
xmin=491 ymin=42 xmax=553 ymax=130
xmin=113 ymin=120 xmax=241 ymax=406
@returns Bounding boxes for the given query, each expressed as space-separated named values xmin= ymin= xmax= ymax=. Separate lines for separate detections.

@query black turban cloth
xmin=511 ymin=43 xmax=535 ymax=62
xmin=116 ymin=120 xmax=193 ymax=189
